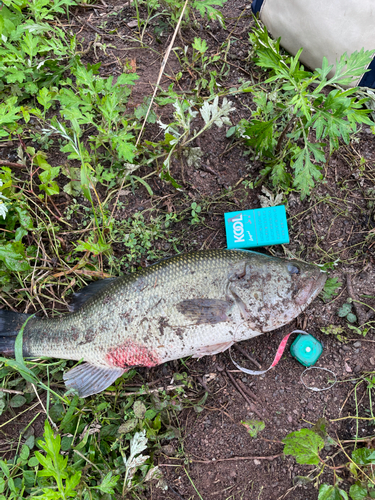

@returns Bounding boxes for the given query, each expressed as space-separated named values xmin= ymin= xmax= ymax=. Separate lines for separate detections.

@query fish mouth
xmin=295 ymin=270 xmax=327 ymax=307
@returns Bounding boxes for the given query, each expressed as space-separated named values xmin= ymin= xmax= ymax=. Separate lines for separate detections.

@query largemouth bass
xmin=0 ymin=250 xmax=326 ymax=397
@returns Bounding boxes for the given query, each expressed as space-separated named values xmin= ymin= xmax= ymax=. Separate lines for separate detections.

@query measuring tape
xmin=229 ymin=329 xmax=337 ymax=391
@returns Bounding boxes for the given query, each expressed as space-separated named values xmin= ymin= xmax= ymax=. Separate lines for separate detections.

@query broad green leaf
xmin=283 ymin=429 xmax=324 ymax=465
xmin=352 ymin=447 xmax=375 ymax=465
xmin=20 ymin=444 xmax=30 ymax=460
xmin=318 ymin=483 xmax=348 ymax=500
xmin=0 ymin=461 xmax=9 ymax=478
xmin=349 ymin=484 xmax=369 ymax=500
xmin=0 ymin=242 xmax=31 ymax=272
xmin=338 ymin=303 xmax=352 ymax=317
xmin=28 ymin=456 xmax=39 ymax=467
xmin=10 ymin=394 xmax=26 ymax=408
xmin=14 ymin=207 xmax=33 ymax=229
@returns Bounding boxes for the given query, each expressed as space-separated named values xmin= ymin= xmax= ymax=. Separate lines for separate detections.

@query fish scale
xmin=0 ymin=249 xmax=326 ymax=397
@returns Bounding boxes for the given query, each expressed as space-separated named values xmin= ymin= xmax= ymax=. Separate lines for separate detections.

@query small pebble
xmin=353 ymin=341 xmax=362 ymax=348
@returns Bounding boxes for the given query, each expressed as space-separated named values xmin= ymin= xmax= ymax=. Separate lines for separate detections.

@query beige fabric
xmin=260 ymin=0 xmax=375 ymax=86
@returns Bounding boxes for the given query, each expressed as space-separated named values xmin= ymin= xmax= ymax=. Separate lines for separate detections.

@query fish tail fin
xmin=0 ymin=310 xmax=31 ymax=356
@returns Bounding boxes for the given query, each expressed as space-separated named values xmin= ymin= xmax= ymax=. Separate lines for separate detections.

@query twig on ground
xmin=0 ymin=389 xmax=24 ymax=395
xmin=233 ymin=343 xmax=262 ymax=369
xmin=346 ymin=274 xmax=374 ymax=325
xmin=225 ymin=369 xmax=263 ymax=418
xmin=0 ymin=161 xmax=26 ymax=168
xmin=236 ymin=378 xmax=258 ymax=403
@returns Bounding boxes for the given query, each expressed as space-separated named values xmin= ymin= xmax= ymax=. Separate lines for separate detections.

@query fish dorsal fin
xmin=63 ymin=363 xmax=125 ymax=397
xmin=68 ymin=278 xmax=117 ymax=312
xmin=176 ymin=298 xmax=230 ymax=325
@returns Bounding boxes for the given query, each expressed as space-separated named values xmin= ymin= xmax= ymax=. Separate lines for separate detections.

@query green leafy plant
xmin=240 ymin=20 xmax=375 ymax=198
xmin=321 ymin=277 xmax=342 ymax=303
xmin=173 ymin=37 xmax=229 ymax=95
xmin=190 ymin=202 xmax=204 ymax=225
xmin=156 ymin=0 xmax=227 ymax=27
xmin=156 ymin=95 xmax=234 ymax=187
xmin=34 ymin=420 xmax=81 ymax=499
xmin=283 ymin=422 xmax=375 ymax=500
xmin=241 ymin=419 xmax=265 ymax=438
xmin=0 ymin=17 xmax=76 ymax=101
xmin=283 ymin=428 xmax=324 ymax=465
xmin=320 ymin=325 xmax=348 ymax=343
xmin=338 ymin=301 xmax=357 ymax=324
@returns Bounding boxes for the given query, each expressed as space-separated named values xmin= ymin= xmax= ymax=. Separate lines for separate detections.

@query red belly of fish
xmin=106 ymin=340 xmax=161 ymax=369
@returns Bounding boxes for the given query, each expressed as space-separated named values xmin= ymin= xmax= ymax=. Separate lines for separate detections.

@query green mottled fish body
xmin=0 ymin=250 xmax=326 ymax=397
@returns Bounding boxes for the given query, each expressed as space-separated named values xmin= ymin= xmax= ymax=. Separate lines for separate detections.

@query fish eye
xmin=287 ymin=264 xmax=300 ymax=275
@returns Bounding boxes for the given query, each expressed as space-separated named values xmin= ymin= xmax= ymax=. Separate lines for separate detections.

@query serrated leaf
xmin=283 ymin=429 xmax=324 ymax=465
xmin=244 ymin=119 xmax=274 ymax=153
xmin=352 ymin=447 xmax=375 ymax=465
xmin=96 ymin=472 xmax=120 ymax=494
xmin=200 ymin=96 xmax=234 ymax=128
xmin=241 ymin=419 xmax=265 ymax=438
xmin=318 ymin=483 xmax=348 ymax=500
xmin=321 ymin=277 xmax=342 ymax=303
xmin=349 ymin=484 xmax=369 ymax=500
xmin=193 ymin=0 xmax=227 ymax=24
xmin=192 ymin=37 xmax=208 ymax=54
xmin=292 ymin=147 xmax=322 ymax=199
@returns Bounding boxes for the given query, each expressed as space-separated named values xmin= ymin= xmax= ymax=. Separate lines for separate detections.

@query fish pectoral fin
xmin=68 ymin=278 xmax=117 ymax=312
xmin=193 ymin=341 xmax=234 ymax=358
xmin=63 ymin=363 xmax=125 ymax=398
xmin=176 ymin=298 xmax=230 ymax=325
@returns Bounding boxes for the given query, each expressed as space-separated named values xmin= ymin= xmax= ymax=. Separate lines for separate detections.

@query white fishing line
xmin=300 ymin=366 xmax=337 ymax=392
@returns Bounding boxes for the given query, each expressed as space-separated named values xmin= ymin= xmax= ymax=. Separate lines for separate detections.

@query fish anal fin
xmin=63 ymin=363 xmax=125 ymax=397
xmin=193 ymin=341 xmax=234 ymax=358
xmin=68 ymin=278 xmax=117 ymax=312
xmin=176 ymin=299 xmax=230 ymax=325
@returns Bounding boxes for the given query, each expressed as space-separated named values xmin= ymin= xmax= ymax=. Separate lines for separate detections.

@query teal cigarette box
xmin=224 ymin=205 xmax=289 ymax=249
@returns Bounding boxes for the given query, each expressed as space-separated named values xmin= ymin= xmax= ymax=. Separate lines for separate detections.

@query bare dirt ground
xmin=1 ymin=0 xmax=375 ymax=498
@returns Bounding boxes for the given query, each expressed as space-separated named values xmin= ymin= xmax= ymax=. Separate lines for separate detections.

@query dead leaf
xmin=127 ymin=20 xmax=139 ymax=28
xmin=345 ymin=361 xmax=352 ymax=373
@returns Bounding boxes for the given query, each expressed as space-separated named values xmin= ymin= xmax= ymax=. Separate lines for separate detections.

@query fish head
xmin=228 ymin=252 xmax=327 ymax=332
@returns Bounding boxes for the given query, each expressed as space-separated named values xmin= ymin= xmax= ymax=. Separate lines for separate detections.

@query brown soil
xmin=1 ymin=0 xmax=375 ymax=499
